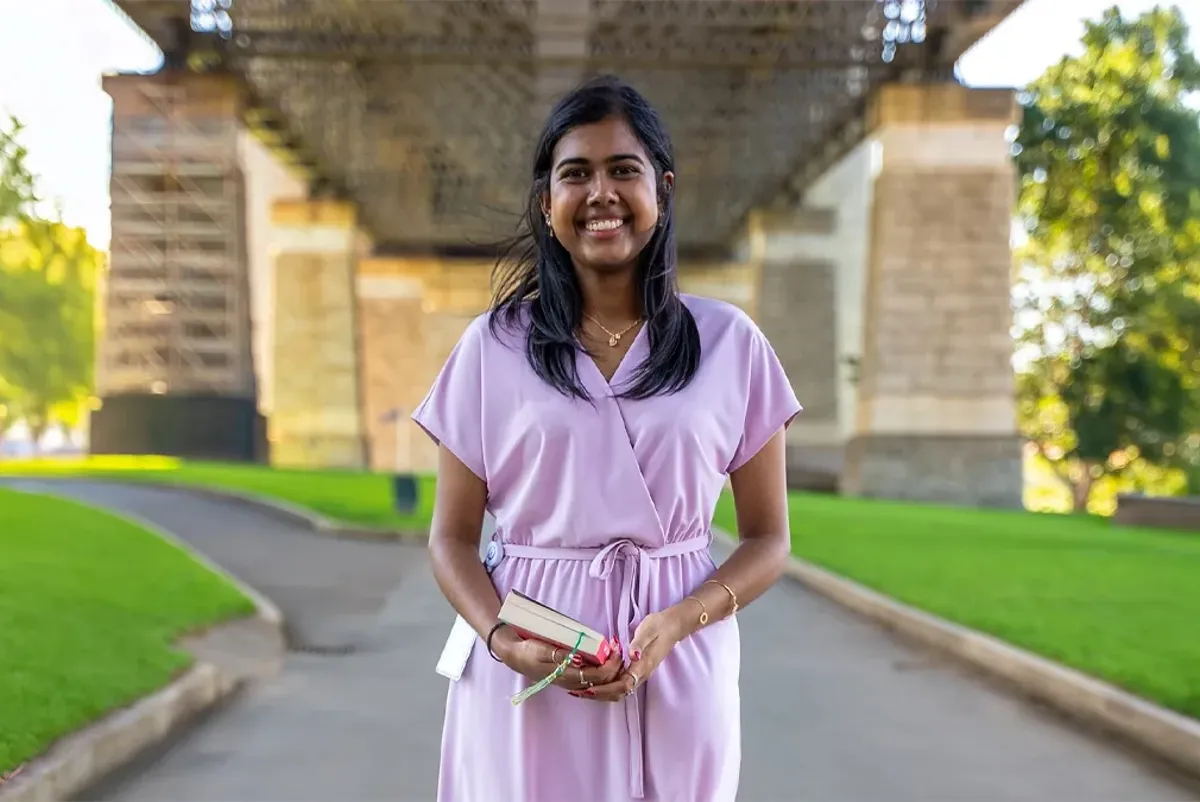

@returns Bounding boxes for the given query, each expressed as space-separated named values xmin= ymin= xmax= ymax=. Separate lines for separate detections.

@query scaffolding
xmin=100 ymin=73 xmax=256 ymax=400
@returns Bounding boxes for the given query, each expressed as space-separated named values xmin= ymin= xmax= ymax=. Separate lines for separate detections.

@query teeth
xmin=585 ymin=219 xmax=624 ymax=232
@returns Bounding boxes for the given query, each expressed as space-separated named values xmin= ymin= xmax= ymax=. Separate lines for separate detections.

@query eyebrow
xmin=554 ymin=153 xmax=646 ymax=171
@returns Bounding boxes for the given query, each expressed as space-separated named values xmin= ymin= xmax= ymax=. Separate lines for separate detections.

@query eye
xmin=561 ymin=168 xmax=588 ymax=180
xmin=612 ymin=165 xmax=641 ymax=177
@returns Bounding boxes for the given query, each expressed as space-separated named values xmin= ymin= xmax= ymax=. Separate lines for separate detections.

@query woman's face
xmin=542 ymin=116 xmax=672 ymax=273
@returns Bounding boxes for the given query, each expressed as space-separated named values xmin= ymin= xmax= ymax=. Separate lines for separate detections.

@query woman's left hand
xmin=584 ymin=609 xmax=684 ymax=703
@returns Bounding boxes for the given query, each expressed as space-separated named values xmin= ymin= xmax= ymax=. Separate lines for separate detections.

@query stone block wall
xmin=269 ymin=200 xmax=368 ymax=469
xmin=842 ymin=83 xmax=1024 ymax=508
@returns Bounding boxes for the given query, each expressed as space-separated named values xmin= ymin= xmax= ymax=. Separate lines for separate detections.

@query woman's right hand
xmin=491 ymin=625 xmax=623 ymax=698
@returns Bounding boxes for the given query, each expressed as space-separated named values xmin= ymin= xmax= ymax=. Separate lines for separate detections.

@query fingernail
xmin=571 ymin=655 xmax=583 ymax=667
xmin=568 ymin=690 xmax=583 ymax=697
xmin=631 ymin=649 xmax=642 ymax=661
xmin=585 ymin=689 xmax=596 ymax=696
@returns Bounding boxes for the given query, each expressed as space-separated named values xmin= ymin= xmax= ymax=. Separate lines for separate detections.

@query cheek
xmin=628 ymin=185 xmax=660 ymax=221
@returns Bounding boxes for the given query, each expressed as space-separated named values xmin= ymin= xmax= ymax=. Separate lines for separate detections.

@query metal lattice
xmin=113 ymin=0 xmax=1022 ymax=249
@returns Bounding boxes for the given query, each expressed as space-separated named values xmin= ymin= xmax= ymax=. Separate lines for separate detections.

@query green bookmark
xmin=510 ymin=631 xmax=585 ymax=706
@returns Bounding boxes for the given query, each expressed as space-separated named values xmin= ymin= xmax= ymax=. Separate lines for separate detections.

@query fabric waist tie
xmin=497 ymin=533 xmax=713 ymax=800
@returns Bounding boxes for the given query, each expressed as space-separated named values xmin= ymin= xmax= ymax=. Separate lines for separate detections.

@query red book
xmin=498 ymin=590 xmax=612 ymax=666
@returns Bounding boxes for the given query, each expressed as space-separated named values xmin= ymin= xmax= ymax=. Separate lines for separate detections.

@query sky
xmin=0 ymin=0 xmax=1197 ymax=250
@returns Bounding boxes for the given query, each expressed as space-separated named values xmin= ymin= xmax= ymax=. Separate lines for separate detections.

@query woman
xmin=413 ymin=75 xmax=801 ymax=802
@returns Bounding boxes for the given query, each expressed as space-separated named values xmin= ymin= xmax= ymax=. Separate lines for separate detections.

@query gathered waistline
xmin=486 ymin=532 xmax=712 ymax=800
xmin=496 ymin=532 xmax=711 ymax=563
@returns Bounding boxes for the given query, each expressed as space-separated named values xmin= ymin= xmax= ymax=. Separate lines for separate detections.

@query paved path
xmin=14 ymin=480 xmax=1197 ymax=801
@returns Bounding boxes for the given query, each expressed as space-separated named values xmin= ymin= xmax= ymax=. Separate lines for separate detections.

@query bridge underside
xmin=109 ymin=0 xmax=1019 ymax=249
xmin=92 ymin=0 xmax=1028 ymax=508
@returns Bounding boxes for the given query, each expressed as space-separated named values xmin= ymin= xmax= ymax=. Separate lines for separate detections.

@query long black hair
xmin=488 ymin=74 xmax=701 ymax=401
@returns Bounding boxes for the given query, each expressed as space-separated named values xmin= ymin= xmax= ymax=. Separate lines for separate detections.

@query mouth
xmin=579 ymin=217 xmax=628 ymax=238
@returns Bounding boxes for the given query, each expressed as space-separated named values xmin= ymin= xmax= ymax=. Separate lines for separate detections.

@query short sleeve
xmin=726 ymin=323 xmax=803 ymax=474
xmin=411 ymin=317 xmax=487 ymax=481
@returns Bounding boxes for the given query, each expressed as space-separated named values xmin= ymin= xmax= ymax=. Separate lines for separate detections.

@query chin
xmin=574 ymin=239 xmax=649 ymax=272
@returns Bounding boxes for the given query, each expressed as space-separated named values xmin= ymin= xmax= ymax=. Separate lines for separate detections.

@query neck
xmin=576 ymin=263 xmax=641 ymax=324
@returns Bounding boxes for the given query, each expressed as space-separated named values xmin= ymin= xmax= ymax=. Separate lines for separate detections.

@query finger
xmin=587 ymin=670 xmax=639 ymax=703
xmin=628 ymin=621 xmax=660 ymax=663
xmin=577 ymin=646 xmax=623 ymax=685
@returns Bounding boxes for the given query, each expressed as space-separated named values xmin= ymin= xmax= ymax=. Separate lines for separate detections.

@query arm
xmin=668 ymin=425 xmax=791 ymax=639
xmin=428 ymin=444 xmax=624 ymax=689
xmin=426 ymin=445 xmax=503 ymax=641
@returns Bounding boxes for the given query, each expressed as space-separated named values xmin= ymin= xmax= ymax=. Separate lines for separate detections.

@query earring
xmin=545 ymin=213 xmax=555 ymax=239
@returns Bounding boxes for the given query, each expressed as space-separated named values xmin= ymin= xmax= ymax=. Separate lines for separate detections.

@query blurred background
xmin=1 ymin=0 xmax=1196 ymax=519
xmin=2 ymin=2 xmax=1199 ymax=797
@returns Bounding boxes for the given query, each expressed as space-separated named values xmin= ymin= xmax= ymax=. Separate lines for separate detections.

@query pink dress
xmin=412 ymin=293 xmax=802 ymax=802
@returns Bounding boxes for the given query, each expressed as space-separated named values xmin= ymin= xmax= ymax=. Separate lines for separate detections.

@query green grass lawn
xmin=0 ymin=487 xmax=255 ymax=775
xmin=714 ymin=492 xmax=1200 ymax=721
xmin=5 ymin=457 xmax=1196 ymax=723
xmin=0 ymin=456 xmax=435 ymax=530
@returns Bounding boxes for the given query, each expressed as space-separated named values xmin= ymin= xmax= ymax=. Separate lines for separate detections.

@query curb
xmin=0 ymin=486 xmax=287 ymax=802
xmin=713 ymin=529 xmax=1200 ymax=782
xmin=168 ymin=483 xmax=427 ymax=543
xmin=0 ymin=475 xmax=427 ymax=543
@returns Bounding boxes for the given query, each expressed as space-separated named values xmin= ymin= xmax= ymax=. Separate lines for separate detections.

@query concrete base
xmin=1114 ymin=494 xmax=1200 ymax=533
xmin=90 ymin=394 xmax=268 ymax=463
xmin=842 ymin=433 xmax=1024 ymax=508
xmin=786 ymin=443 xmax=843 ymax=493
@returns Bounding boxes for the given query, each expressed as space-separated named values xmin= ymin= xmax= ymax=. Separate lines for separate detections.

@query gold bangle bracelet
xmin=684 ymin=594 xmax=709 ymax=626
xmin=704 ymin=579 xmax=739 ymax=617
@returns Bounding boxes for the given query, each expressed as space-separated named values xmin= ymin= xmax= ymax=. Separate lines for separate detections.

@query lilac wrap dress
xmin=412 ymin=293 xmax=802 ymax=802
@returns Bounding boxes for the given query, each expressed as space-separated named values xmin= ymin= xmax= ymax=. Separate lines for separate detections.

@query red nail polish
xmin=632 ymin=649 xmax=642 ymax=661
xmin=585 ymin=689 xmax=596 ymax=696
xmin=568 ymin=690 xmax=583 ymax=697
xmin=571 ymin=655 xmax=583 ymax=667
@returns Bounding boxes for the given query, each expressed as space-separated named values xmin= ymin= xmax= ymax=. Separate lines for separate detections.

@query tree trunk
xmin=1071 ymin=469 xmax=1094 ymax=513
xmin=28 ymin=421 xmax=46 ymax=456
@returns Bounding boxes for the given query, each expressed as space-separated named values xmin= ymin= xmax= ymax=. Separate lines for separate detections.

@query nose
xmin=587 ymin=172 xmax=619 ymax=205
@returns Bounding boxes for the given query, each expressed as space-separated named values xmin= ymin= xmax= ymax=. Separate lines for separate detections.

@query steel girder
xmin=111 ymin=0 xmax=1024 ymax=249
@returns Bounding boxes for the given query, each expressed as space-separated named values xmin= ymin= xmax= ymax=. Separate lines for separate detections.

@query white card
xmin=435 ymin=614 xmax=478 ymax=682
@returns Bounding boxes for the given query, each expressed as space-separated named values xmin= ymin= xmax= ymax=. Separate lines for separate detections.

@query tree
xmin=0 ymin=115 xmax=40 ymax=446
xmin=0 ymin=219 xmax=100 ymax=450
xmin=1013 ymin=4 xmax=1200 ymax=511
xmin=0 ymin=115 xmax=38 ymax=228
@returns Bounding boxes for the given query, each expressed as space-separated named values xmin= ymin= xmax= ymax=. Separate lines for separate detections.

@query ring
xmin=627 ymin=672 xmax=640 ymax=695
xmin=552 ymin=648 xmax=561 ymax=663
xmin=578 ymin=668 xmax=592 ymax=688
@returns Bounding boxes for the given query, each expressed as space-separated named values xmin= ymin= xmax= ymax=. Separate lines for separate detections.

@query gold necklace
xmin=583 ymin=312 xmax=643 ymax=347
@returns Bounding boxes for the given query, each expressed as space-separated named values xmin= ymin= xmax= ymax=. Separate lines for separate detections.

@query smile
xmin=583 ymin=218 xmax=626 ymax=233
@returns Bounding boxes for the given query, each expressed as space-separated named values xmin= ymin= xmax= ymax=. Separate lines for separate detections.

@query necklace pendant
xmin=608 ymin=334 xmax=619 ymax=347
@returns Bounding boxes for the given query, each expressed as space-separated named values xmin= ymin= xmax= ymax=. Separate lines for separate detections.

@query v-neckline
xmin=578 ymin=320 xmax=648 ymax=396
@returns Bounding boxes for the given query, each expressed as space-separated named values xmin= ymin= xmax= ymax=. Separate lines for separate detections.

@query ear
xmin=539 ymin=189 xmax=551 ymax=219
xmin=658 ymin=171 xmax=674 ymax=215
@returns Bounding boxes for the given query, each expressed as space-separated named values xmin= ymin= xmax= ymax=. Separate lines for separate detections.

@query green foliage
xmin=0 ymin=116 xmax=100 ymax=446
xmin=0 ymin=115 xmax=37 ymax=228
xmin=1013 ymin=5 xmax=1200 ymax=510
xmin=0 ymin=219 xmax=101 ymax=445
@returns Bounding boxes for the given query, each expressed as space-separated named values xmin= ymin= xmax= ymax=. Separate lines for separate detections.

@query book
xmin=498 ymin=589 xmax=612 ymax=666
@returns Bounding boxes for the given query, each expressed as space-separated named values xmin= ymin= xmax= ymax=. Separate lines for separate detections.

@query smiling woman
xmin=489 ymin=75 xmax=697 ymax=401
xmin=414 ymin=75 xmax=802 ymax=802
